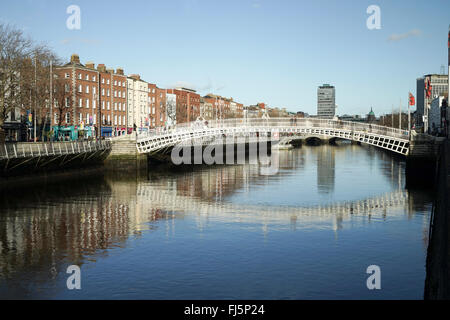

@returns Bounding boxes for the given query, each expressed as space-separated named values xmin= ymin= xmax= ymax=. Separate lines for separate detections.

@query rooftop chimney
xmin=85 ymin=61 xmax=95 ymax=69
xmin=70 ymin=54 xmax=80 ymax=64
xmin=130 ymin=74 xmax=141 ymax=81
xmin=116 ymin=68 xmax=124 ymax=75
xmin=97 ymin=64 xmax=107 ymax=73
xmin=106 ymin=68 xmax=114 ymax=74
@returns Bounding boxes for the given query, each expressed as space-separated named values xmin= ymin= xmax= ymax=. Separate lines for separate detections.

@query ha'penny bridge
xmin=136 ymin=118 xmax=411 ymax=156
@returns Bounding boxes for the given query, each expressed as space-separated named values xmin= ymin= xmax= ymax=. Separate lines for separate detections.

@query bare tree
xmin=52 ymin=74 xmax=72 ymax=140
xmin=0 ymin=23 xmax=60 ymax=143
xmin=0 ymin=24 xmax=34 ymax=142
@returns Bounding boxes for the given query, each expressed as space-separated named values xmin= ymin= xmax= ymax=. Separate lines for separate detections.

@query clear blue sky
xmin=1 ymin=0 xmax=449 ymax=116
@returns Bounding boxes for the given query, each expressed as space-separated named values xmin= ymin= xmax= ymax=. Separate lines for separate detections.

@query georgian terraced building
xmin=53 ymin=53 xmax=247 ymax=140
xmin=54 ymin=54 xmax=127 ymax=139
xmin=166 ymin=87 xmax=201 ymax=124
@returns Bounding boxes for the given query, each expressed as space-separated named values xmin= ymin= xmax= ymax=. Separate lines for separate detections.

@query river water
xmin=0 ymin=143 xmax=434 ymax=299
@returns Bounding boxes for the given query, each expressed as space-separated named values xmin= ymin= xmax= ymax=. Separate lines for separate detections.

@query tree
xmin=53 ymin=74 xmax=73 ymax=139
xmin=0 ymin=24 xmax=34 ymax=142
xmin=0 ymin=23 xmax=60 ymax=143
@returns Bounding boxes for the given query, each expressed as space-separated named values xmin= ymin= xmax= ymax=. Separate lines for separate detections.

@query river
xmin=0 ymin=143 xmax=434 ymax=299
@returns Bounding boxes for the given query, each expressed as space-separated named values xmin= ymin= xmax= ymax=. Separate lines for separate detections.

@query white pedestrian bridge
xmin=136 ymin=118 xmax=410 ymax=156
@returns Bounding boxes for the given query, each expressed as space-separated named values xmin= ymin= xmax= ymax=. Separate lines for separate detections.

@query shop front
xmin=101 ymin=127 xmax=113 ymax=137
xmin=115 ymin=127 xmax=128 ymax=136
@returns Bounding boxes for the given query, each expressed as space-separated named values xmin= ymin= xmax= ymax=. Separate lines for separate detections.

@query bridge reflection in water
xmin=0 ymin=144 xmax=432 ymax=299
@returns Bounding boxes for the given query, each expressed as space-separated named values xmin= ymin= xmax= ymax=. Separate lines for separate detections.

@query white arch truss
xmin=136 ymin=118 xmax=410 ymax=155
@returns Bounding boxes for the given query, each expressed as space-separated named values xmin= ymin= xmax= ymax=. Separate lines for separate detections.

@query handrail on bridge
xmin=0 ymin=140 xmax=112 ymax=160
xmin=137 ymin=118 xmax=410 ymax=141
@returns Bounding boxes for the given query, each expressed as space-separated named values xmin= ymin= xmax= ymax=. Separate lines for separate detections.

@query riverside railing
xmin=0 ymin=140 xmax=112 ymax=160
xmin=137 ymin=118 xmax=410 ymax=141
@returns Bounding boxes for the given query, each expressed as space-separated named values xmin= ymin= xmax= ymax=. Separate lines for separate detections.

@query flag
xmin=409 ymin=93 xmax=415 ymax=106
xmin=425 ymin=79 xmax=432 ymax=98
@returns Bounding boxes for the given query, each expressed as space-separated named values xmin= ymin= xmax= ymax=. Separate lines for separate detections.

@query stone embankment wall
xmin=424 ymin=140 xmax=450 ymax=299
xmin=406 ymin=132 xmax=444 ymax=187
xmin=106 ymin=133 xmax=148 ymax=171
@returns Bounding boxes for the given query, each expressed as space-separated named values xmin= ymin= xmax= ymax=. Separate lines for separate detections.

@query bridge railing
xmin=137 ymin=118 xmax=409 ymax=141
xmin=0 ymin=140 xmax=112 ymax=160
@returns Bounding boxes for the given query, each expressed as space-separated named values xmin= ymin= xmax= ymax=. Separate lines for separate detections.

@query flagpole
xmin=408 ymin=93 xmax=411 ymax=137
xmin=392 ymin=105 xmax=394 ymax=128
xmin=50 ymin=60 xmax=53 ymax=140
xmin=34 ymin=55 xmax=37 ymax=143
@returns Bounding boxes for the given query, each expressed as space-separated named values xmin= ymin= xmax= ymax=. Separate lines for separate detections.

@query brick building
xmin=155 ymin=87 xmax=168 ymax=127
xmin=166 ymin=87 xmax=200 ymax=123
xmin=53 ymin=54 xmax=127 ymax=139
xmin=96 ymin=63 xmax=127 ymax=136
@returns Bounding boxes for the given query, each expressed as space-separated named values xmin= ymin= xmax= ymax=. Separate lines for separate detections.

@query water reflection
xmin=0 ymin=144 xmax=434 ymax=299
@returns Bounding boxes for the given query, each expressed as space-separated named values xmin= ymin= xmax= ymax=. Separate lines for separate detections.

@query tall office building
xmin=416 ymin=74 xmax=448 ymax=127
xmin=317 ymin=84 xmax=336 ymax=119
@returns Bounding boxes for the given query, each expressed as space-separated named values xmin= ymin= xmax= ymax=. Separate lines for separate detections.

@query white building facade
xmin=127 ymin=75 xmax=150 ymax=133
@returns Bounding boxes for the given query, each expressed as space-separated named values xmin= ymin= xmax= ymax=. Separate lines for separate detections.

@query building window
xmin=93 ymin=86 xmax=96 ymax=95
xmin=102 ymin=78 xmax=105 ymax=84
xmin=79 ymin=98 xmax=82 ymax=108
xmin=86 ymin=85 xmax=89 ymax=94
xmin=86 ymin=75 xmax=89 ymax=81
xmin=86 ymin=99 xmax=89 ymax=108
xmin=65 ymin=73 xmax=70 ymax=79
xmin=93 ymin=100 xmax=96 ymax=109
xmin=107 ymin=79 xmax=110 ymax=85
xmin=92 ymin=76 xmax=96 ymax=82
xmin=78 ymin=85 xmax=82 ymax=93
xmin=107 ymin=89 xmax=110 ymax=97
xmin=102 ymin=88 xmax=105 ymax=96
xmin=107 ymin=102 xmax=110 ymax=110
xmin=102 ymin=101 xmax=105 ymax=110
xmin=78 ymin=74 xmax=82 ymax=80
xmin=65 ymin=112 xmax=70 ymax=124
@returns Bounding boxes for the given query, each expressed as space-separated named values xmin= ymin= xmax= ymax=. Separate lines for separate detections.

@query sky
xmin=1 ymin=0 xmax=449 ymax=116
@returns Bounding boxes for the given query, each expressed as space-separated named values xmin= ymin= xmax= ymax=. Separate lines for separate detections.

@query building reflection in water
xmin=0 ymin=144 xmax=433 ymax=297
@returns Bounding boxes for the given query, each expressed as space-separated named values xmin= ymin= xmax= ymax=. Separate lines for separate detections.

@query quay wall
xmin=424 ymin=140 xmax=450 ymax=299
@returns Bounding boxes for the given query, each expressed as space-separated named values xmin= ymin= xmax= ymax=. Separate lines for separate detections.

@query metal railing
xmin=0 ymin=140 xmax=112 ymax=160
xmin=137 ymin=118 xmax=410 ymax=142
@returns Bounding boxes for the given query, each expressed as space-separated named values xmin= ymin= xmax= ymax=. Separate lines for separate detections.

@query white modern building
xmin=317 ymin=84 xmax=336 ymax=119
xmin=127 ymin=75 xmax=150 ymax=132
